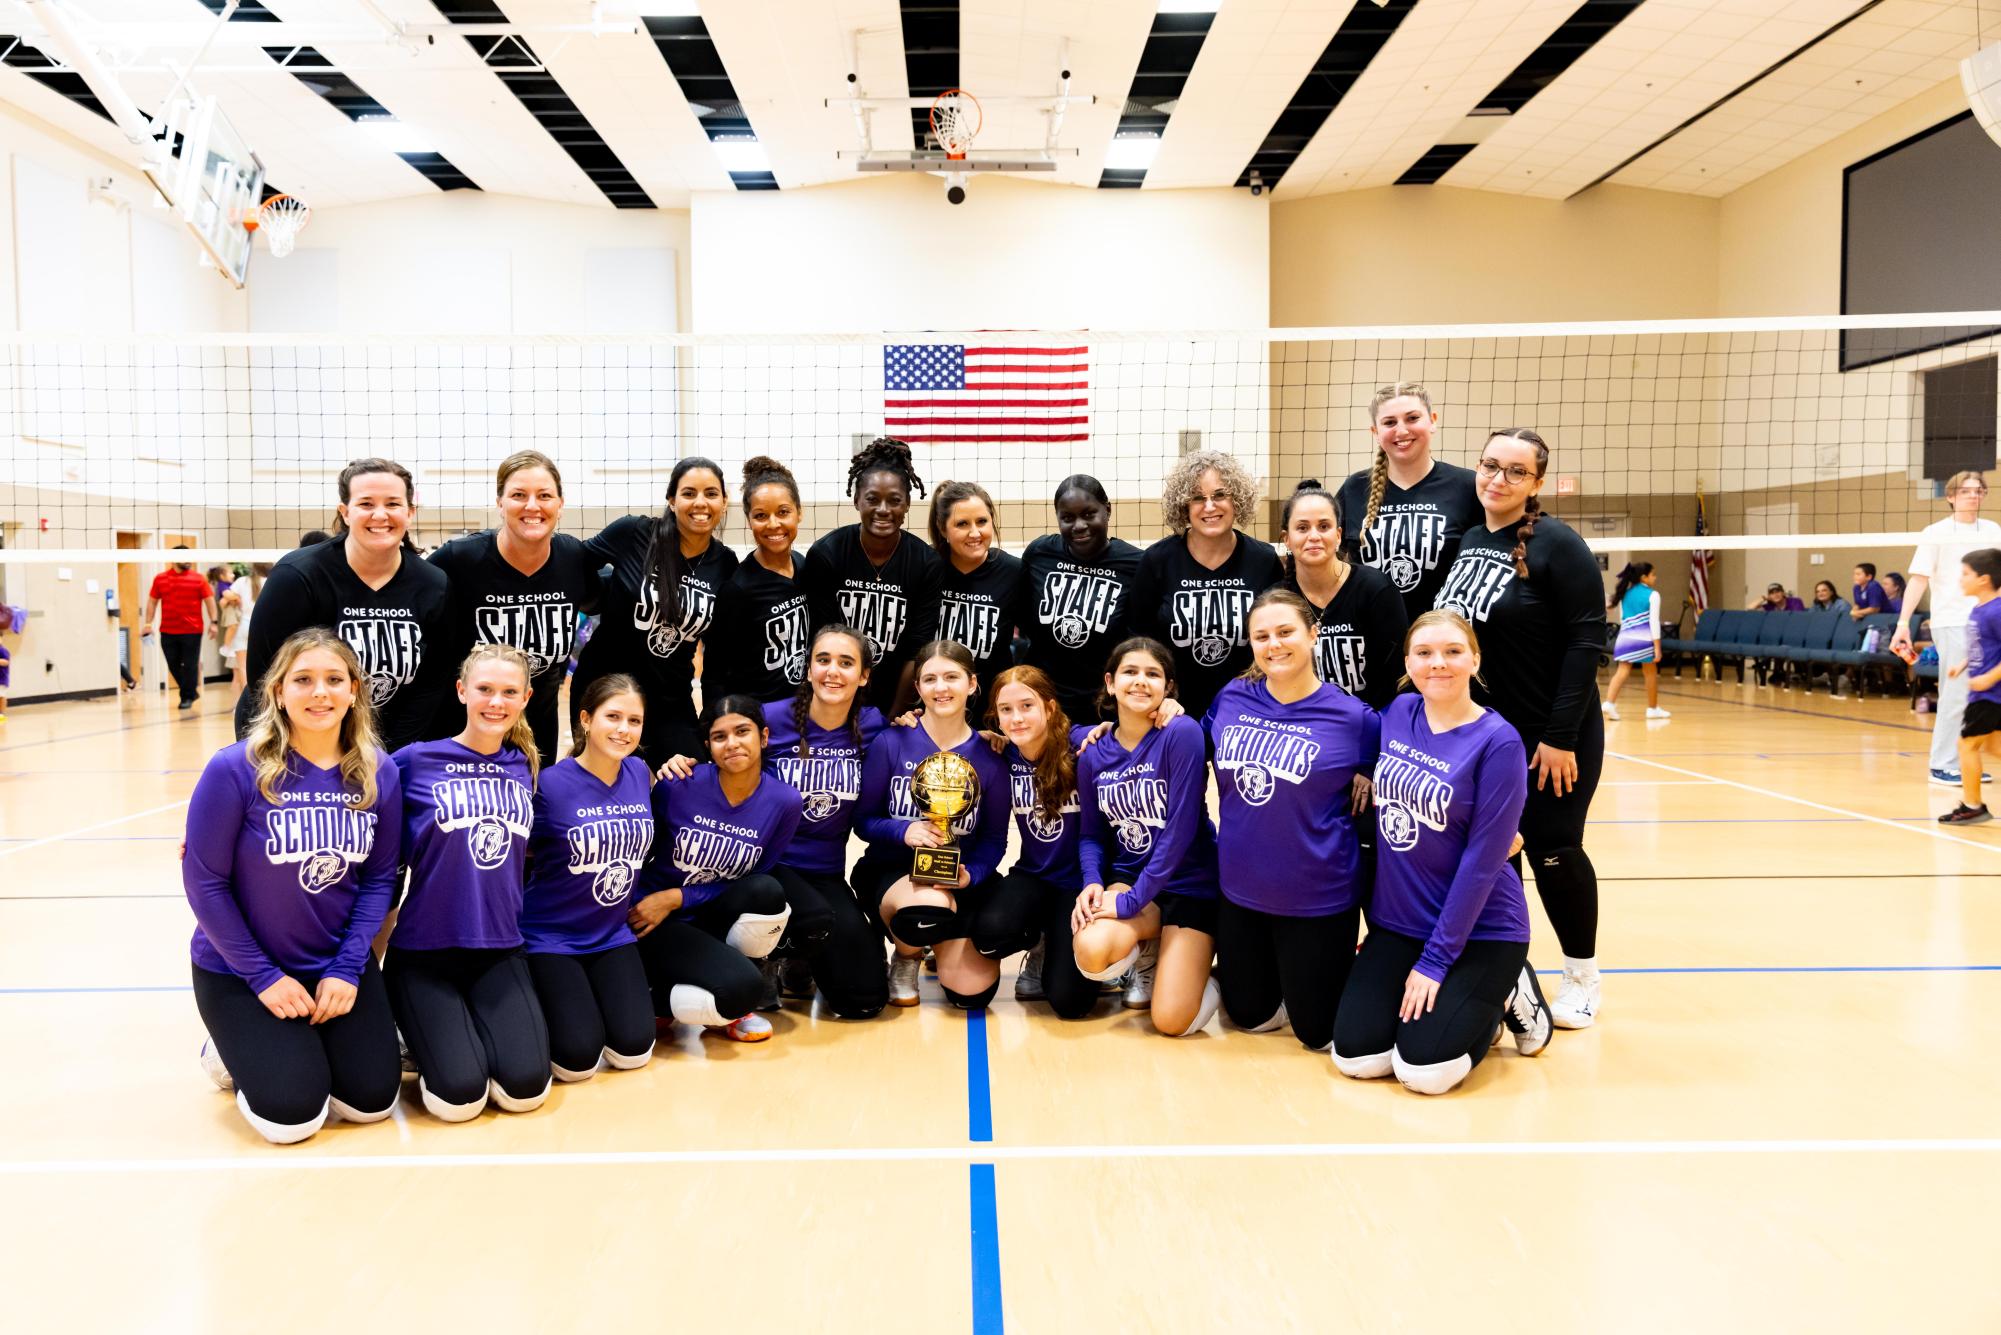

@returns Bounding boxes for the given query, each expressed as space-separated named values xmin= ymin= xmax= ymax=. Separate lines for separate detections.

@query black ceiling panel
xmin=901 ymin=0 xmax=960 ymax=149
xmin=645 ymin=14 xmax=769 ymax=189
xmin=1395 ymin=142 xmax=1478 ymax=185
xmin=1477 ymin=1 xmax=1644 ymax=113
xmin=1234 ymin=0 xmax=1417 ymax=190
xmin=1100 ymin=10 xmax=1214 ymax=189
xmin=0 ymin=34 xmax=112 ymax=121
xmin=264 ymin=45 xmax=479 ymax=193
xmin=198 ymin=1 xmax=282 ymax=19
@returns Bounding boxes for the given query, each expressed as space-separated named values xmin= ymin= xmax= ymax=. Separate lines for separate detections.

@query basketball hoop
xmin=929 ymin=89 xmax=981 ymax=160
xmin=248 ymin=194 xmax=311 ymax=258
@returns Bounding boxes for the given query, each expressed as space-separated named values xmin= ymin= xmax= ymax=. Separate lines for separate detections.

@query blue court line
xmin=968 ymin=1164 xmax=1005 ymax=1335
xmin=966 ymin=1008 xmax=994 ymax=1144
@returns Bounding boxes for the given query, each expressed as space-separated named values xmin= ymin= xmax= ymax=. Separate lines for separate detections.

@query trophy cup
xmin=909 ymin=751 xmax=982 ymax=886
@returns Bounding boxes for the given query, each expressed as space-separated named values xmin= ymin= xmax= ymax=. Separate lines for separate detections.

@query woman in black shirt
xmin=1336 ymin=382 xmax=1484 ymax=622
xmin=929 ymin=479 xmax=1024 ymax=716
xmin=707 ymin=456 xmax=810 ymax=705
xmin=1019 ymin=474 xmax=1143 ymax=723
xmin=233 ymin=457 xmax=451 ymax=752
xmin=1432 ymin=427 xmax=1606 ymax=1032
xmin=574 ymin=456 xmax=738 ymax=768
xmin=803 ymin=437 xmax=942 ymax=715
xmin=1279 ymin=479 xmax=1408 ymax=709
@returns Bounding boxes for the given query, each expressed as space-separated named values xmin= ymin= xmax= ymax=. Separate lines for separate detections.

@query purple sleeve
xmin=181 ymin=755 xmax=285 ymax=994
xmin=639 ymin=776 xmax=682 ymax=896
xmin=1416 ymin=733 xmax=1528 ymax=983
xmin=959 ymin=755 xmax=1010 ymax=886
xmin=855 ymin=736 xmax=913 ymax=847
xmin=329 ymin=758 xmax=401 ymax=983
xmin=1117 ymin=724 xmax=1206 ymax=918
xmin=1076 ymin=753 xmax=1108 ymax=888
xmin=753 ymin=795 xmax=803 ymax=876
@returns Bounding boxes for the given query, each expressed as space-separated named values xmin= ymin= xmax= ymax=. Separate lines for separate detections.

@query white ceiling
xmin=0 ymin=0 xmax=1991 ymax=208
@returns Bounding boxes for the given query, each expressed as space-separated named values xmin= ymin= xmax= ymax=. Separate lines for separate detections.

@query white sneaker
xmin=1124 ymin=939 xmax=1159 ymax=1010
xmin=199 ymin=1038 xmax=233 ymax=1091
xmin=1601 ymin=700 xmax=1619 ymax=720
xmin=1551 ymin=968 xmax=1600 ymax=1029
xmin=1014 ymin=940 xmax=1046 ymax=1001
xmin=888 ymin=954 xmax=922 ymax=1007
xmin=1645 ymin=706 xmax=1671 ymax=720
xmin=1501 ymin=965 xmax=1552 ymax=1056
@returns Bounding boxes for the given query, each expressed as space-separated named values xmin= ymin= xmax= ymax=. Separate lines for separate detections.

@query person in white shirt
xmin=1892 ymin=471 xmax=2001 ymax=785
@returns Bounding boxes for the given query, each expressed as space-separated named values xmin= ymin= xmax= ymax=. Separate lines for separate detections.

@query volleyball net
xmin=4 ymin=312 xmax=2000 ymax=626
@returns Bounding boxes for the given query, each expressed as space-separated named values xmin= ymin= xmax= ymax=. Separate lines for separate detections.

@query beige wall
xmin=1268 ymin=183 xmax=1720 ymax=326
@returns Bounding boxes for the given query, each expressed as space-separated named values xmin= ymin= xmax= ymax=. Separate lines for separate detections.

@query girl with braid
xmin=574 ymin=458 xmax=738 ymax=769
xmin=804 ymin=437 xmax=944 ymax=715
xmin=1336 ymin=383 xmax=1484 ymax=623
xmin=1432 ymin=428 xmax=1607 ymax=1030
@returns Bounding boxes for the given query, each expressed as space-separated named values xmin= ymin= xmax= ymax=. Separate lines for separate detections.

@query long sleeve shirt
xmin=645 ymin=766 xmax=803 ymax=911
xmin=1076 ymin=714 xmax=1218 ymax=918
xmin=518 ymin=756 xmax=654 ymax=956
xmin=855 ymin=723 xmax=1010 ymax=885
xmin=389 ymin=739 xmax=536 ymax=951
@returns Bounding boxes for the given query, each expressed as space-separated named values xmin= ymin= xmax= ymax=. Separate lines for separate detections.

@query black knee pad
xmin=891 ymin=905 xmax=967 ymax=947
xmin=942 ymin=980 xmax=999 ymax=1011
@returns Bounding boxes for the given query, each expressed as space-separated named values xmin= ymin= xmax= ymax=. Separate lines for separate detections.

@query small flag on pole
xmin=1688 ymin=489 xmax=1713 ymax=615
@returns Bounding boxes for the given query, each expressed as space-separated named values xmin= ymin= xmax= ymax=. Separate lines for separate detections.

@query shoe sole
xmin=726 ymin=1026 xmax=772 ymax=1042
xmin=1941 ymin=813 xmax=1993 ymax=825
xmin=888 ymin=994 xmax=920 ymax=1008
xmin=1122 ymin=997 xmax=1153 ymax=1010
xmin=1550 ymin=1011 xmax=1596 ymax=1030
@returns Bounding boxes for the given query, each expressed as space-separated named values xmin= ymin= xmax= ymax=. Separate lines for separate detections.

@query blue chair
xmin=1664 ymin=609 xmax=1722 ymax=676
xmin=1711 ymin=610 xmax=1762 ymax=680
xmin=1791 ymin=611 xmax=1841 ymax=690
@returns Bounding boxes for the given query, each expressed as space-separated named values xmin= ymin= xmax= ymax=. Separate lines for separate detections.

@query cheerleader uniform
xmin=1613 ymin=583 xmax=1661 ymax=664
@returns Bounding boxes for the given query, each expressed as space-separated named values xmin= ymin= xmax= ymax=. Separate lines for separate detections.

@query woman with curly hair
xmin=1336 ymin=383 xmax=1483 ymax=622
xmin=1128 ymin=450 xmax=1284 ymax=720
xmin=804 ymin=436 xmax=943 ymax=715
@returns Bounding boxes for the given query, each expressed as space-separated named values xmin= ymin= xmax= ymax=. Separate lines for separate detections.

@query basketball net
xmin=929 ymin=89 xmax=981 ymax=161
xmin=249 ymin=194 xmax=312 ymax=258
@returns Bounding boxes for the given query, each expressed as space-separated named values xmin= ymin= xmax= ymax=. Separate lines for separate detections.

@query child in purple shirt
xmin=385 ymin=645 xmax=549 ymax=1122
xmin=1939 ymin=550 xmax=2001 ymax=824
xmin=1072 ymin=637 xmax=1223 ymax=1038
xmin=1206 ymin=590 xmax=1380 ymax=1052
xmin=1332 ymin=610 xmax=1552 ymax=1096
xmin=184 ymin=628 xmax=402 ymax=1144
xmin=519 ymin=673 xmax=659 ymax=1079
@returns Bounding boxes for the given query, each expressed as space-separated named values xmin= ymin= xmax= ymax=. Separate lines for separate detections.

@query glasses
xmin=1475 ymin=459 xmax=1539 ymax=486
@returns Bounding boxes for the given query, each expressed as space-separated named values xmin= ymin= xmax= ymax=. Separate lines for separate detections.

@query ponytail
xmin=649 ymin=457 xmax=725 ymax=628
xmin=1362 ymin=382 xmax=1433 ymax=543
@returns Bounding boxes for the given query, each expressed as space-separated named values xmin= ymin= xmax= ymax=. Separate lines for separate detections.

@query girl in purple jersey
xmin=186 ymin=629 xmax=402 ymax=1144
xmin=1072 ymin=638 xmax=1223 ymax=1038
xmin=1206 ymin=591 xmax=1379 ymax=1053
xmin=987 ymin=665 xmax=1104 ymax=1019
xmin=854 ymin=640 xmax=1011 ymax=1010
xmin=1332 ymin=611 xmax=1552 ymax=1096
xmin=631 ymin=694 xmax=801 ymax=1043
xmin=387 ymin=644 xmax=548 ymax=1122
xmin=519 ymin=674 xmax=657 ymax=1081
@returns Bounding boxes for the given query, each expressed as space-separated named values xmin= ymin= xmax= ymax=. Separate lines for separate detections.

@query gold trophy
xmin=909 ymin=751 xmax=982 ymax=886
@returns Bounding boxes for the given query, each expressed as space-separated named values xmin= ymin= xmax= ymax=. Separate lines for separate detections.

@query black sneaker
xmin=779 ymin=956 xmax=815 ymax=1000
xmin=1939 ymin=803 xmax=1992 ymax=825
xmin=755 ymin=958 xmax=783 ymax=1011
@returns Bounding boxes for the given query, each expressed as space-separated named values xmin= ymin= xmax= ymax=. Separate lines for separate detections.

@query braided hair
xmin=648 ymin=456 xmax=725 ymax=628
xmin=847 ymin=436 xmax=926 ymax=502
xmin=1361 ymin=382 xmax=1434 ymax=542
xmin=1279 ymin=478 xmax=1342 ymax=585
xmin=790 ymin=624 xmax=876 ymax=760
xmin=1486 ymin=427 xmax=1550 ymax=579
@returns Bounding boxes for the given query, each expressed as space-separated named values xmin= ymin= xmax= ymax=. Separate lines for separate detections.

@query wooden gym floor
xmin=1 ymin=671 xmax=1997 ymax=1332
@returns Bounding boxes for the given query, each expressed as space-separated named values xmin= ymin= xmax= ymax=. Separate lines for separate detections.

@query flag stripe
xmin=951 ymin=380 xmax=1089 ymax=390
xmin=886 ymin=398 xmax=1090 ymax=408
xmin=961 ymin=363 xmax=1090 ymax=373
xmin=886 ymin=416 xmax=1090 ymax=426
xmin=965 ymin=346 xmax=1087 ymax=356
xmin=894 ymin=433 xmax=1091 ymax=443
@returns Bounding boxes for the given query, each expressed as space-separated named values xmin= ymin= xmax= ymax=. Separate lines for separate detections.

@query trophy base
xmin=911 ymin=845 xmax=963 ymax=887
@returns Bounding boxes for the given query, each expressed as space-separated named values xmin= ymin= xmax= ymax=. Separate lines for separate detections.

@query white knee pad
xmin=668 ymin=984 xmax=730 ymax=1027
xmin=327 ymin=1093 xmax=395 ymax=1124
xmin=602 ymin=1044 xmax=653 ymax=1071
xmin=1332 ymin=1048 xmax=1393 ymax=1080
xmin=1246 ymin=1002 xmax=1289 ymax=1034
xmin=551 ymin=1058 xmax=601 ymax=1083
xmin=1392 ymin=1049 xmax=1473 ymax=1096
xmin=1078 ymin=944 xmax=1139 ymax=983
xmin=1166 ymin=976 xmax=1222 ymax=1038
xmin=488 ymin=1076 xmax=551 ymax=1114
xmin=726 ymin=907 xmax=792 ymax=959
xmin=418 ymin=1077 xmax=488 ymax=1123
xmin=235 ymin=1091 xmax=328 ymax=1145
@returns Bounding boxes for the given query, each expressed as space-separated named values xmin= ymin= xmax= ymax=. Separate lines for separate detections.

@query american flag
xmin=1688 ymin=489 xmax=1713 ymax=614
xmin=884 ymin=343 xmax=1089 ymax=443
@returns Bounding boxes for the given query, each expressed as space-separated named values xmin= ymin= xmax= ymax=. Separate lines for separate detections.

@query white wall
xmin=690 ymin=172 xmax=1270 ymax=333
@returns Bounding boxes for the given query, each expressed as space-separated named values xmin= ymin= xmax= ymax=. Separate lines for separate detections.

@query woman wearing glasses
xmin=1432 ymin=429 xmax=1607 ymax=1031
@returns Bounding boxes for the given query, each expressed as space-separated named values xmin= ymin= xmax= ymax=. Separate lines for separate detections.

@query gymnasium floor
xmin=3 ymin=674 xmax=1998 ymax=1332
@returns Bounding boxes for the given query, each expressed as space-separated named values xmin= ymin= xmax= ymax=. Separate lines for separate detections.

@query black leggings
xmin=634 ymin=920 xmax=762 ymax=1024
xmin=192 ymin=959 xmax=400 ymax=1130
xmin=385 ymin=946 xmax=551 ymax=1108
xmin=1516 ymin=706 xmax=1604 ymax=960
xmin=160 ymin=632 xmax=202 ymax=704
xmin=992 ymin=867 xmax=1102 ymax=1020
xmin=525 ymin=944 xmax=655 ymax=1076
xmin=1214 ymin=899 xmax=1360 ymax=1051
xmin=771 ymin=865 xmax=889 ymax=1018
xmin=682 ymin=873 xmax=788 ymax=945
xmin=850 ymin=851 xmax=999 ymax=944
xmin=1332 ymin=928 xmax=1528 ymax=1070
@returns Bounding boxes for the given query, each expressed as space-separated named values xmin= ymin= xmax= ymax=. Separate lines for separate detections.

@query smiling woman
xmin=929 ymin=479 xmax=1025 ymax=715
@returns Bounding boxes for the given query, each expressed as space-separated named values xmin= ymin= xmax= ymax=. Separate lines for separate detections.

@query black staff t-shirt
xmin=1288 ymin=561 xmax=1409 ymax=709
xmin=1019 ymin=534 xmax=1143 ymax=722
xmin=707 ymin=551 xmax=810 ymax=703
xmin=803 ymin=525 xmax=942 ymax=713
xmin=1128 ymin=531 xmax=1285 ymax=720
xmin=1336 ymin=461 xmax=1484 ymax=621
xmin=427 ymin=530 xmax=601 ymax=764
xmin=938 ymin=548 xmax=1026 ymax=710
xmin=576 ymin=515 xmax=737 ymax=723
xmin=232 ymin=536 xmax=453 ymax=752
xmin=1432 ymin=512 xmax=1604 ymax=751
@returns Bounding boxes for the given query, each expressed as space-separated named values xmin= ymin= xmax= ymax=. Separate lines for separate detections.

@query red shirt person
xmin=144 ymin=552 xmax=219 ymax=709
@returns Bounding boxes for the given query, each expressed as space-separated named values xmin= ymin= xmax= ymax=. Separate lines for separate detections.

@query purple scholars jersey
xmin=1970 ymin=597 xmax=2001 ymax=705
xmin=1370 ymin=696 xmax=1531 ymax=982
xmin=646 ymin=766 xmax=803 ymax=911
xmin=185 ymin=742 xmax=402 ymax=992
xmin=1205 ymin=678 xmax=1379 ymax=916
xmin=390 ymin=740 xmax=535 ymax=951
xmin=763 ymin=701 xmax=886 ymax=875
xmin=519 ymin=756 xmax=654 ymax=955
xmin=1004 ymin=725 xmax=1092 ymax=889
xmin=856 ymin=723 xmax=1010 ymax=885
xmin=1077 ymin=714 xmax=1219 ymax=917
